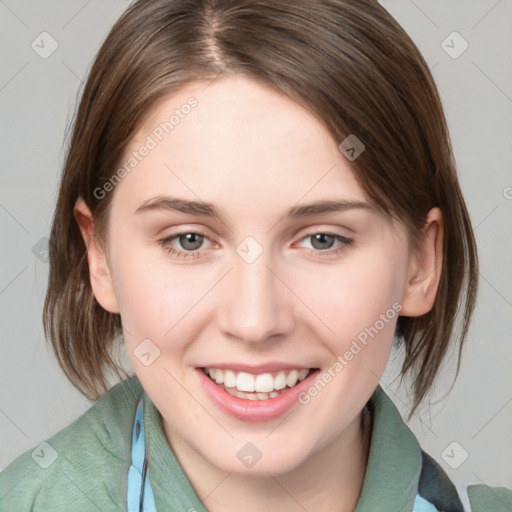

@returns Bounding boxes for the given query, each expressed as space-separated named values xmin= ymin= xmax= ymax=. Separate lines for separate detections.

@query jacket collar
xmin=354 ymin=385 xmax=422 ymax=511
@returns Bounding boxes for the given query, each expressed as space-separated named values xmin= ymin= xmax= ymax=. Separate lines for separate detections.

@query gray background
xmin=1 ymin=0 xmax=511 ymax=509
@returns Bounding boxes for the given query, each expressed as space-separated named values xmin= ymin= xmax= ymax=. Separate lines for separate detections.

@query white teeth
xmin=274 ymin=371 xmax=287 ymax=390
xmin=224 ymin=370 xmax=236 ymax=388
xmin=298 ymin=368 xmax=309 ymax=381
xmin=236 ymin=372 xmax=255 ymax=392
xmin=255 ymin=373 xmax=274 ymax=393
xmin=286 ymin=370 xmax=299 ymax=387
xmin=204 ymin=367 xmax=312 ymax=397
xmin=213 ymin=369 xmax=224 ymax=385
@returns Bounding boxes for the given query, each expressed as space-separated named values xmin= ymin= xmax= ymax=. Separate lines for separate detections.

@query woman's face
xmin=89 ymin=75 xmax=420 ymax=475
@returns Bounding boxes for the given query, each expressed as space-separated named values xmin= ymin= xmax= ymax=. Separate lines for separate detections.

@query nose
xmin=217 ymin=245 xmax=295 ymax=347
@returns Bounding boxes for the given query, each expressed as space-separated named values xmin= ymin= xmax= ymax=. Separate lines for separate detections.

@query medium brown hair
xmin=43 ymin=0 xmax=478 ymax=416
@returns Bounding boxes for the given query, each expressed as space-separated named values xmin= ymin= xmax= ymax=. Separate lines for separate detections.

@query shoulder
xmin=369 ymin=388 xmax=512 ymax=511
xmin=466 ymin=484 xmax=512 ymax=512
xmin=417 ymin=450 xmax=465 ymax=510
xmin=0 ymin=376 xmax=143 ymax=512
xmin=416 ymin=449 xmax=512 ymax=512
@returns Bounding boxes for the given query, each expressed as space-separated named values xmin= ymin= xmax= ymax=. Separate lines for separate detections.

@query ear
xmin=400 ymin=207 xmax=444 ymax=317
xmin=74 ymin=197 xmax=120 ymax=314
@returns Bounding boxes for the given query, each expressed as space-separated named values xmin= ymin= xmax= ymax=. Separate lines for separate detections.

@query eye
xmin=160 ymin=230 xmax=214 ymax=259
xmin=296 ymin=232 xmax=354 ymax=258
xmin=159 ymin=230 xmax=354 ymax=260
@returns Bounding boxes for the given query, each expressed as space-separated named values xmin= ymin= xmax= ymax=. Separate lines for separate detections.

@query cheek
xmin=109 ymin=245 xmax=185 ymax=339
xmin=110 ymin=244 xmax=221 ymax=363
xmin=306 ymin=255 xmax=402 ymax=338
xmin=299 ymin=247 xmax=406 ymax=387
xmin=293 ymin=254 xmax=404 ymax=430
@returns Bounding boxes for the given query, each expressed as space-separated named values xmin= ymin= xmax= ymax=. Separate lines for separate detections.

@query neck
xmin=166 ymin=405 xmax=372 ymax=512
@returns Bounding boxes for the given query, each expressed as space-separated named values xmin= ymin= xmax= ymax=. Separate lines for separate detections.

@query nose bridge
xmin=218 ymin=237 xmax=294 ymax=344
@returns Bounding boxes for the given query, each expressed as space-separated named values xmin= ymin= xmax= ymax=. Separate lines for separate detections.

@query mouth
xmin=197 ymin=364 xmax=321 ymax=421
xmin=201 ymin=367 xmax=314 ymax=401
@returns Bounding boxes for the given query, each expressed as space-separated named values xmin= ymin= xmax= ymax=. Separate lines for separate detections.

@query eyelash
xmin=159 ymin=230 xmax=354 ymax=260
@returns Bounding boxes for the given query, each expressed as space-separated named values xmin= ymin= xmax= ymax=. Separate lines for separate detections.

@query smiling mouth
xmin=201 ymin=367 xmax=317 ymax=401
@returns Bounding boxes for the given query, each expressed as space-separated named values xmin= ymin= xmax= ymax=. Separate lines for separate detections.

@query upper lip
xmin=198 ymin=363 xmax=316 ymax=374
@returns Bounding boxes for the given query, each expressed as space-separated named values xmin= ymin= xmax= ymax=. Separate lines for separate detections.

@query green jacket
xmin=0 ymin=376 xmax=509 ymax=511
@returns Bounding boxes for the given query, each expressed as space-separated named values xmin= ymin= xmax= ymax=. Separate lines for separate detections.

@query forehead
xmin=116 ymin=75 xmax=368 ymax=215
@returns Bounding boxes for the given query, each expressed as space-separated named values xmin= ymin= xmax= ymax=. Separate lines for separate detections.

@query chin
xmin=204 ymin=439 xmax=312 ymax=477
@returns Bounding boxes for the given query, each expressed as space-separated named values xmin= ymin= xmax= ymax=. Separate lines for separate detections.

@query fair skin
xmin=75 ymin=74 xmax=443 ymax=512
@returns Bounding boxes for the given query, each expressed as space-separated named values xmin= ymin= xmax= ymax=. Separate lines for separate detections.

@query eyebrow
xmin=134 ymin=195 xmax=373 ymax=220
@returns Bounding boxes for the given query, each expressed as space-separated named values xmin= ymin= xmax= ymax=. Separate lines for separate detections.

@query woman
xmin=1 ymin=1 xmax=509 ymax=510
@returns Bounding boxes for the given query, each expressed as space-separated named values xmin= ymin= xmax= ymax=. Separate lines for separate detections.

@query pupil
xmin=312 ymin=233 xmax=333 ymax=250
xmin=181 ymin=233 xmax=203 ymax=250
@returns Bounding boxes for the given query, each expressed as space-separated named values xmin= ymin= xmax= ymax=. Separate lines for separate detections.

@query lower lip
xmin=196 ymin=368 xmax=318 ymax=422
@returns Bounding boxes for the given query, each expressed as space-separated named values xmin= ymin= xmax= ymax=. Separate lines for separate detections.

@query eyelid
xmin=288 ymin=223 xmax=354 ymax=246
xmin=161 ymin=224 xmax=352 ymax=246
xmin=159 ymin=225 xmax=216 ymax=242
xmin=294 ymin=224 xmax=354 ymax=238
